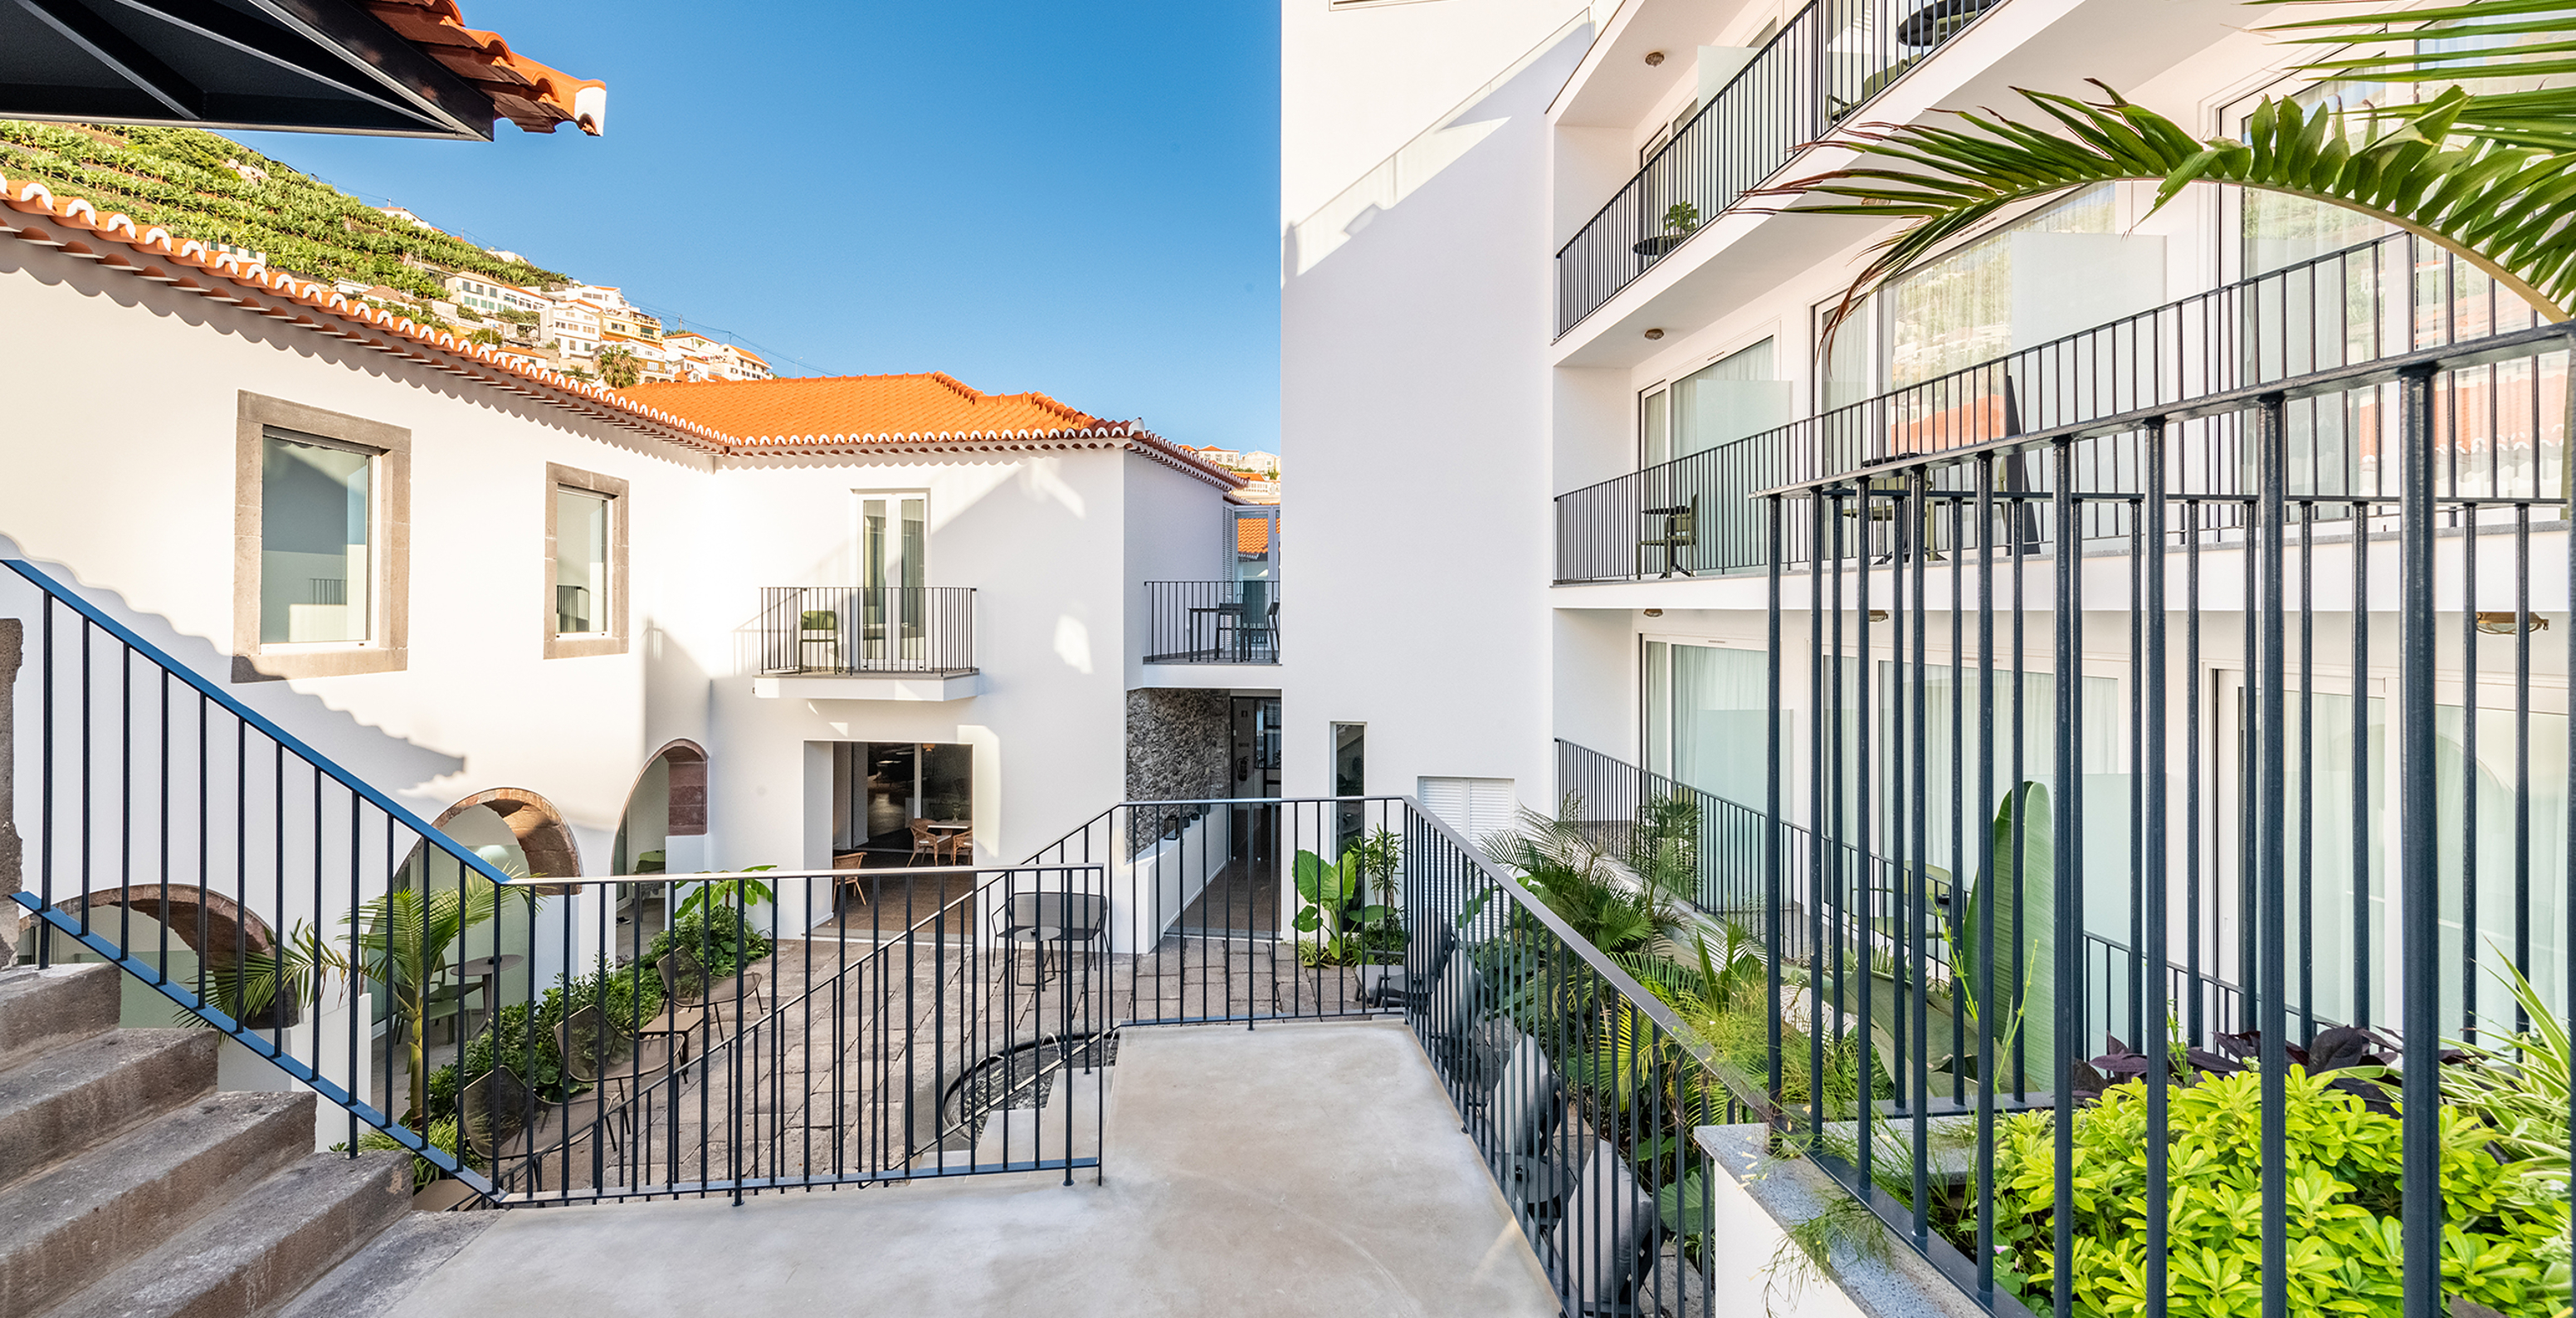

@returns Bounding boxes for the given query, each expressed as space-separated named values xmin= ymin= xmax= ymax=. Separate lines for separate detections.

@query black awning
xmin=4 ymin=0 xmax=503 ymax=139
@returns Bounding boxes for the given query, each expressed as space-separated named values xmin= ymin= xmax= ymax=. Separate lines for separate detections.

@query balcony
xmin=1555 ymin=0 xmax=2003 ymax=337
xmin=1734 ymin=315 xmax=2576 ymax=1317
xmin=752 ymin=585 xmax=979 ymax=700
xmin=1141 ymin=580 xmax=1279 ymax=665
xmin=1555 ymin=232 xmax=2549 ymax=583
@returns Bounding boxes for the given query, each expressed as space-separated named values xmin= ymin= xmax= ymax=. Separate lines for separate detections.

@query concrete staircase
xmin=0 ymin=961 xmax=413 ymax=1318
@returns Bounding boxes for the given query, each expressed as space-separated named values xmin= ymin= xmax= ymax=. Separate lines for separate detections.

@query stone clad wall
xmin=1125 ymin=689 xmax=1229 ymax=806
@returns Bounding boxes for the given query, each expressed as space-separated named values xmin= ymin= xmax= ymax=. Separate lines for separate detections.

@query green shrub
xmin=645 ymin=907 xmax=774 ymax=982
xmin=337 ymin=1117 xmax=463 ymax=1191
xmin=1984 ymin=1067 xmax=2569 ymax=1317
xmin=423 ymin=959 xmax=667 ymax=1120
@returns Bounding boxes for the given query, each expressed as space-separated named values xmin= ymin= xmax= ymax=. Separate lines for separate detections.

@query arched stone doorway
xmin=610 ymin=740 xmax=709 ymax=957
xmin=61 ymin=885 xmax=280 ymax=957
xmin=613 ymin=740 xmax=708 ymax=876
xmin=432 ymin=787 xmax=582 ymax=895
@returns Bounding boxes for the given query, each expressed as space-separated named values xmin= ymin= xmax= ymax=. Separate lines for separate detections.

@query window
xmin=1639 ymin=383 xmax=1671 ymax=468
xmin=1640 ymin=640 xmax=1768 ymax=806
xmin=544 ymin=465 xmax=627 ymax=659
xmin=1637 ymin=338 xmax=1791 ymax=468
xmin=260 ymin=431 xmax=372 ymax=645
xmin=858 ymin=494 xmax=927 ymax=594
xmin=233 ymin=393 xmax=408 ymax=681
xmin=554 ymin=489 xmax=610 ymax=634
xmin=1812 ymin=185 xmax=2160 ymax=430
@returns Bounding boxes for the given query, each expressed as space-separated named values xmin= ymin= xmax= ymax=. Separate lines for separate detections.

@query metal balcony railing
xmin=756 ymin=586 xmax=975 ymax=676
xmin=1556 ymin=231 xmax=2558 ymax=583
xmin=1555 ymin=0 xmax=2006 ymax=335
xmin=1142 ymin=580 xmax=1280 ymax=665
xmin=1752 ymin=318 xmax=2575 ymax=1316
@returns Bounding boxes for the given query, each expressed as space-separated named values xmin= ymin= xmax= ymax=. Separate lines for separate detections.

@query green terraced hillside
xmin=0 ymin=120 xmax=562 ymax=302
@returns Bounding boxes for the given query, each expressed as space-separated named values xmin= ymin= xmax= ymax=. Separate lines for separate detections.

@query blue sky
xmin=237 ymin=0 xmax=1282 ymax=452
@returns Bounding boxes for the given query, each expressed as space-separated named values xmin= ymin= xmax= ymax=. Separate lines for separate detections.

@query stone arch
xmin=64 ymin=885 xmax=278 ymax=958
xmin=613 ymin=740 xmax=709 ymax=876
xmin=647 ymin=739 xmax=709 ymax=837
xmin=433 ymin=787 xmax=582 ymax=893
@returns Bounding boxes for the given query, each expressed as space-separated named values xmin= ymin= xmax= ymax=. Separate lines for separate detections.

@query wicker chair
xmin=658 ymin=945 xmax=765 ymax=1032
xmin=906 ymin=818 xmax=942 ymax=866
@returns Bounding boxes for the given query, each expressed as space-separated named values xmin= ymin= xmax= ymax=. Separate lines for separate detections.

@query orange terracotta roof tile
xmin=619 ymin=373 xmax=1101 ymax=438
xmin=1237 ymin=519 xmax=1272 ymax=554
xmin=0 ymin=174 xmax=1240 ymax=497
xmin=359 ymin=0 xmax=607 ymax=135
xmin=620 ymin=375 xmax=1244 ymax=488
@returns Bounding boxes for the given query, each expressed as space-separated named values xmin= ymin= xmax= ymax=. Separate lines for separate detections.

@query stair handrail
xmin=3 ymin=554 xmax=513 ymax=1185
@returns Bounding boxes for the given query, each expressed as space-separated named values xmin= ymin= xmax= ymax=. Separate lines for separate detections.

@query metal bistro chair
xmin=797 ymin=608 xmax=841 ymax=672
xmin=659 ymin=945 xmax=767 ymax=1033
xmin=1218 ymin=601 xmax=1280 ymax=661
xmin=1635 ymin=497 xmax=1698 ymax=578
xmin=1002 ymin=890 xmax=1109 ymax=992
xmin=556 ymin=1004 xmax=673 ymax=1162
xmin=459 ymin=1064 xmax=540 ymax=1190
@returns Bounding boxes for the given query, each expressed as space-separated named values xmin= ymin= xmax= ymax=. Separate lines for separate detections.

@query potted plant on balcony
xmin=1634 ymin=202 xmax=1701 ymax=259
xmin=1292 ymin=832 xmax=1406 ymax=996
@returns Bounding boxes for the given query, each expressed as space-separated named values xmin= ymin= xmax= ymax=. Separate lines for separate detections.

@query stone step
xmin=0 ymin=964 xmax=124 ymax=1073
xmin=43 ymin=1150 xmax=413 ymax=1318
xmin=0 ymin=1090 xmax=315 ymax=1317
xmin=271 ymin=1209 xmax=497 ymax=1318
xmin=969 ymin=1065 xmax=1112 ymax=1166
xmin=0 ymin=1028 xmax=219 ymax=1191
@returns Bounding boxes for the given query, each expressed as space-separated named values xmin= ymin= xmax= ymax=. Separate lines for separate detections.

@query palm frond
xmin=2254 ymin=1 xmax=2576 ymax=87
xmin=1768 ymin=81 xmax=2575 ymax=343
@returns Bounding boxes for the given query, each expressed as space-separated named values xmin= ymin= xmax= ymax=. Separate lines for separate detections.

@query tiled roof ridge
xmin=359 ymin=0 xmax=607 ymax=135
xmin=1 ymin=173 xmax=734 ymax=451
xmin=0 ymin=176 xmax=1242 ymax=492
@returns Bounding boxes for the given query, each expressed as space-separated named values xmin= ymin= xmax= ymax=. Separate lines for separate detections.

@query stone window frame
xmin=232 ymin=392 xmax=410 ymax=682
xmin=543 ymin=464 xmax=629 ymax=660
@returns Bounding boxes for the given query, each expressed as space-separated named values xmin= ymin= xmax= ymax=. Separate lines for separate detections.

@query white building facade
xmin=1285 ymin=0 xmax=2570 ymax=1055
xmin=0 ymin=182 xmax=1247 ymax=969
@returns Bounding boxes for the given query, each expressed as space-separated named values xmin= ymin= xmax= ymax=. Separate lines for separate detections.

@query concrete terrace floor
xmin=378 ymin=1019 xmax=1559 ymax=1317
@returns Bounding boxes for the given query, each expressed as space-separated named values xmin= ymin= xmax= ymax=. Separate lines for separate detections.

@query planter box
xmin=1695 ymin=1125 xmax=1999 ymax=1318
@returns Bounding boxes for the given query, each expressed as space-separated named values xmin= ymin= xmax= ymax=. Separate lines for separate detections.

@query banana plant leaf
xmin=1808 ymin=783 xmax=2055 ymax=1091
xmin=1949 ymin=783 xmax=2054 ymax=1089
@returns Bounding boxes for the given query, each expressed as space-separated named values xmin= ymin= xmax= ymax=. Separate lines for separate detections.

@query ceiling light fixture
xmin=2476 ymin=611 xmax=2551 ymax=635
xmin=1642 ymin=608 xmax=1664 ymax=618
xmin=1644 ymin=50 xmax=1666 ymax=66
xmin=1643 ymin=328 xmax=1665 ymax=340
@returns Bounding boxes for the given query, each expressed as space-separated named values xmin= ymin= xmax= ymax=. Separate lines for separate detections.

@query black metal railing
xmin=1557 ymin=231 xmax=2557 ymax=583
xmin=4 ymin=555 xmax=509 ymax=1193
xmin=756 ymin=586 xmax=975 ymax=675
xmin=503 ymin=861 xmax=1113 ymax=1203
xmin=1756 ymin=324 xmax=2576 ymax=1316
xmin=1141 ymin=580 xmax=1280 ymax=665
xmin=1557 ymin=738 xmax=1810 ymax=936
xmin=1022 ymin=794 xmax=1745 ymax=1313
xmin=1556 ymin=0 xmax=2008 ymax=335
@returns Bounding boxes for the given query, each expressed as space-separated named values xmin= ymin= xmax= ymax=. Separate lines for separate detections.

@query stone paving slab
xmin=384 ymin=1019 xmax=1558 ymax=1318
